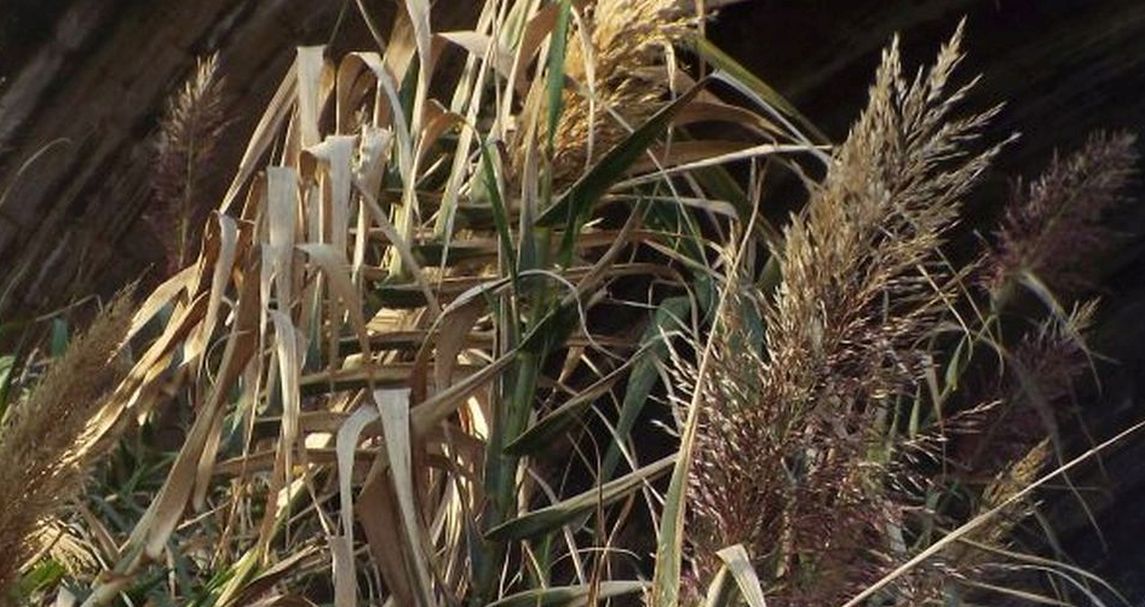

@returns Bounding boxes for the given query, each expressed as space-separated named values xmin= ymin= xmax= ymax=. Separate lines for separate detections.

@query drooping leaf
xmin=536 ymin=80 xmax=708 ymax=230
xmin=600 ymin=295 xmax=690 ymax=480
xmin=715 ymin=545 xmax=769 ymax=607
xmin=684 ymin=33 xmax=828 ymax=145
xmin=485 ymin=454 xmax=675 ymax=542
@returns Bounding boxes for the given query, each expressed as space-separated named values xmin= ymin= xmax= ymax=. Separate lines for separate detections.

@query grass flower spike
xmin=685 ymin=23 xmax=1007 ymax=604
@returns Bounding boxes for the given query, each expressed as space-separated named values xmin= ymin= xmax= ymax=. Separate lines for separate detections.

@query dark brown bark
xmin=0 ymin=0 xmax=477 ymax=318
xmin=0 ymin=0 xmax=347 ymax=317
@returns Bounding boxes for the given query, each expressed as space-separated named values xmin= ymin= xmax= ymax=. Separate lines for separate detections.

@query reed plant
xmin=0 ymin=290 xmax=134 ymax=604
xmin=1 ymin=2 xmax=1141 ymax=606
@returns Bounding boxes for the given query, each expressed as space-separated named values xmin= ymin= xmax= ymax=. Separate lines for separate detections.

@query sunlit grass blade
xmin=487 ymin=581 xmax=649 ymax=607
xmin=684 ymin=33 xmax=829 ymax=145
xmin=536 ymin=79 xmax=707 ymax=230
xmin=714 ymin=545 xmax=768 ymax=607
xmin=485 ymin=454 xmax=675 ymax=542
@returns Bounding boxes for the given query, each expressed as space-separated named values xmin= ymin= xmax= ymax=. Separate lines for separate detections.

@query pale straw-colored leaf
xmin=374 ymin=387 xmax=435 ymax=604
xmin=296 ymin=46 xmax=332 ymax=149
xmin=185 ymin=213 xmax=238 ymax=366
xmin=715 ymin=545 xmax=768 ymax=607
xmin=221 ymin=61 xmax=297 ymax=214
xmin=332 ymin=403 xmax=379 ymax=607
xmin=437 ymin=31 xmax=514 ymax=77
xmin=487 ymin=581 xmax=649 ymax=607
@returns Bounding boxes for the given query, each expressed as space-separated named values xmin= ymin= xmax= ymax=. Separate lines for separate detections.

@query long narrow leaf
xmin=536 ymin=79 xmax=707 ymax=229
xmin=485 ymin=454 xmax=675 ymax=542
xmin=488 ymin=581 xmax=649 ymax=607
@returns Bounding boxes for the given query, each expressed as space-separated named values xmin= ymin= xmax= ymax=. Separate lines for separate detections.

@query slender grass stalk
xmin=151 ymin=54 xmax=228 ymax=274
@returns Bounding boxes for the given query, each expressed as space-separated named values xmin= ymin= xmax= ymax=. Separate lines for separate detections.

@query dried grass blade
xmin=305 ymin=136 xmax=357 ymax=251
xmin=270 ymin=310 xmax=304 ymax=498
xmin=333 ymin=404 xmax=379 ymax=607
xmin=296 ymin=47 xmax=333 ymax=149
xmin=715 ymin=545 xmax=768 ymax=607
xmin=616 ymin=142 xmax=819 ymax=189
xmin=438 ymin=31 xmax=514 ymax=76
xmin=329 ymin=535 xmax=356 ymax=607
xmin=487 ymin=581 xmax=649 ymax=607
xmin=374 ymin=387 xmax=435 ymax=604
xmin=485 ymin=454 xmax=675 ymax=542
xmin=128 ymin=264 xmax=196 ymax=339
xmin=221 ymin=61 xmax=297 ymax=213
xmin=297 ymin=244 xmax=372 ymax=359
xmin=88 ymin=268 xmax=259 ymax=601
xmin=628 ymin=140 xmax=763 ymax=176
xmin=267 ymin=166 xmax=299 ymax=309
xmin=355 ymin=185 xmax=442 ymax=316
xmin=84 ymin=292 xmax=210 ymax=455
xmin=400 ymin=0 xmax=433 ymax=135
xmin=186 ymin=214 xmax=238 ymax=366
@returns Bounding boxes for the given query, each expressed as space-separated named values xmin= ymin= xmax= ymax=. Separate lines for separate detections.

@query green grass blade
xmin=536 ymin=80 xmax=707 ymax=229
xmin=505 ymin=331 xmax=672 ymax=456
xmin=480 ymin=140 xmax=519 ymax=289
xmin=50 ymin=317 xmax=69 ymax=357
xmin=0 ymin=354 xmax=15 ymax=419
xmin=504 ymin=361 xmax=627 ymax=456
xmin=485 ymin=454 xmax=675 ymax=542
xmin=599 ymin=296 xmax=690 ymax=480
xmin=545 ymin=0 xmax=572 ymax=152
xmin=684 ymin=33 xmax=828 ymax=145
xmin=487 ymin=581 xmax=649 ymax=607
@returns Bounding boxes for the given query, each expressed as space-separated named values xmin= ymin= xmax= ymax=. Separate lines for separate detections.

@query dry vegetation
xmin=0 ymin=2 xmax=1140 ymax=606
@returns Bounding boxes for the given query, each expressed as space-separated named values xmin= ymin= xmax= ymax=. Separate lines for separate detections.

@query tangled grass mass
xmin=0 ymin=1 xmax=1141 ymax=606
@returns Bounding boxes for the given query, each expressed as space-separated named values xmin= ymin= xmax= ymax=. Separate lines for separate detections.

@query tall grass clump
xmin=680 ymin=25 xmax=1006 ymax=604
xmin=2 ymin=2 xmax=1142 ymax=607
xmin=670 ymin=23 xmax=1141 ymax=607
xmin=0 ymin=290 xmax=133 ymax=604
xmin=986 ymin=131 xmax=1137 ymax=297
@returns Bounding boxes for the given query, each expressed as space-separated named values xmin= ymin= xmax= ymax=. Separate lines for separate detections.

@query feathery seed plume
xmin=683 ymin=23 xmax=1005 ymax=604
xmin=518 ymin=0 xmax=693 ymax=184
xmin=986 ymin=131 xmax=1137 ymax=296
xmin=151 ymin=53 xmax=228 ymax=273
xmin=0 ymin=289 xmax=134 ymax=599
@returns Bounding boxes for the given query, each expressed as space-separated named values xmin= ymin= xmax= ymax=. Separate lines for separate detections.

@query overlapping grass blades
xmin=35 ymin=1 xmax=813 ymax=605
xmin=4 ymin=2 xmax=1141 ymax=607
